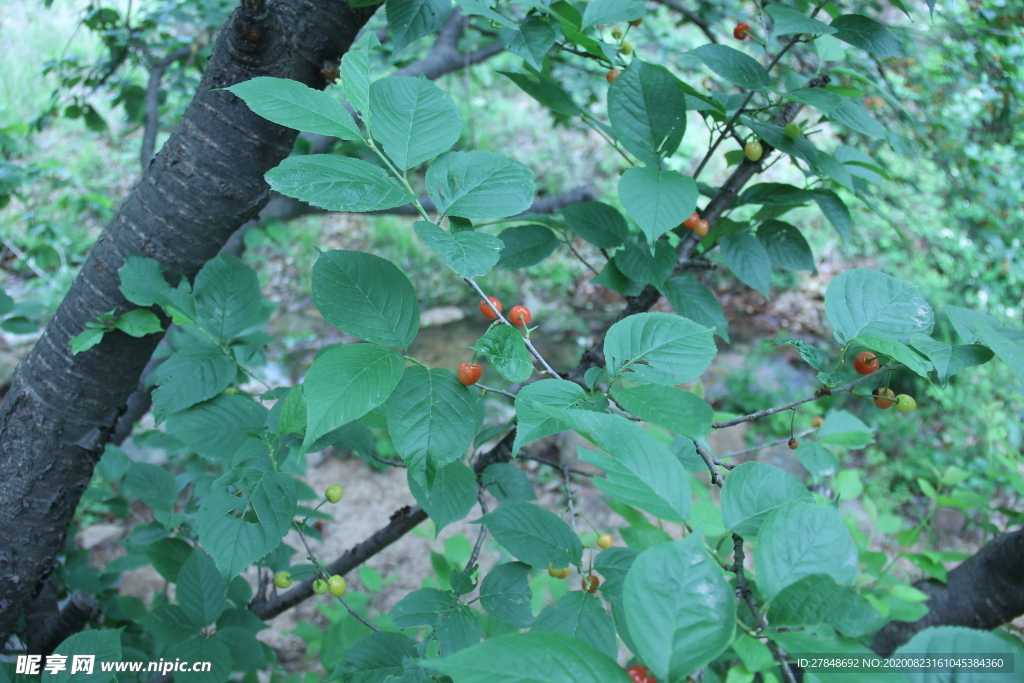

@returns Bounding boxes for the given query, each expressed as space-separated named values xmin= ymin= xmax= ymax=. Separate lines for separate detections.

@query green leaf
xmin=771 ymin=573 xmax=885 ymax=638
xmin=303 ymin=344 xmax=405 ymax=447
xmin=779 ymin=87 xmax=842 ymax=115
xmin=496 ymin=224 xmax=559 ymax=269
xmin=533 ymin=591 xmax=617 ymax=658
xmin=608 ymin=59 xmax=687 ymax=167
xmin=385 ymin=0 xmax=451 ymax=53
xmin=414 ymin=220 xmax=503 ymax=278
xmin=47 ymin=629 xmax=121 ymax=683
xmin=428 ymin=631 xmax=627 ymax=683
xmin=142 ymin=537 xmax=194 ymax=582
xmin=512 ymin=378 xmax=602 ymax=455
xmin=455 ymin=0 xmax=517 ymax=28
xmin=747 ymin=121 xmax=820 ymax=167
xmin=825 ymin=268 xmax=933 ymax=344
xmin=312 ymin=250 xmax=420 ymax=348
xmin=757 ymin=221 xmax=815 ymax=271
xmin=369 ymin=78 xmax=463 ymax=170
xmin=152 ymin=341 xmax=235 ymax=421
xmin=721 ymin=462 xmax=813 ymax=536
xmin=193 ymin=254 xmax=262 ymax=340
xmin=896 ymin=627 xmax=1023 ymax=683
xmin=769 ymin=337 xmax=827 ymax=371
xmin=70 ymin=328 xmax=105 ymax=355
xmin=98 ymin=444 xmax=131 ymax=483
xmin=689 ymin=44 xmax=771 ymax=92
xmin=612 ymin=383 xmax=712 ymax=450
xmin=499 ymin=17 xmax=556 ymax=71
xmin=813 ymin=189 xmax=852 ymax=241
xmin=480 ymin=562 xmax=533 ymax=628
xmin=176 ymin=549 xmax=227 ymax=626
xmin=764 ymin=4 xmax=836 ymax=35
xmin=481 ymin=463 xmax=536 ymax=503
xmin=721 ymin=233 xmax=773 ymax=298
xmin=815 ymin=152 xmax=857 ymax=193
xmin=818 ymin=409 xmax=874 ymax=448
xmin=593 ymin=546 xmax=637 ymax=600
xmin=113 ymin=309 xmax=162 ymax=337
xmin=427 ymin=151 xmax=536 ymax=219
xmin=548 ymin=409 xmax=691 ymax=523
xmin=341 ymin=31 xmax=379 ymax=115
xmin=830 ymin=98 xmax=888 ymax=139
xmin=755 ymin=502 xmax=858 ymax=599
xmin=581 ymin=0 xmax=644 ymax=27
xmin=329 ymin=631 xmax=417 ymax=682
xmin=124 ymin=462 xmax=178 ymax=511
xmin=227 ymin=77 xmax=361 ymax=140
xmin=738 ymin=182 xmax=814 ymax=207
xmin=475 ymin=325 xmax=534 ymax=383
xmin=409 ymin=461 xmax=478 ymax=534
xmin=830 ymin=14 xmax=905 ymax=58
xmin=604 ymin=311 xmax=716 ymax=384
xmin=619 ymin=167 xmax=697 ymax=244
xmin=909 ymin=334 xmax=993 ymax=385
xmin=218 ymin=625 xmax=268 ymax=671
xmin=475 ymin=501 xmax=583 ymax=569
xmin=770 ymin=633 xmax=879 ymax=683
xmin=165 ymin=393 xmax=268 ymax=462
xmin=276 ymin=385 xmax=307 ymax=435
xmin=560 ymin=201 xmax=630 ymax=249
xmin=797 ymin=442 xmax=839 ymax=483
xmin=854 ymin=334 xmax=933 ymax=378
xmin=266 ymin=155 xmax=415 ymax=212
xmin=385 ymin=366 xmax=481 ymax=488
xmin=974 ymin=321 xmax=1024 ymax=383
xmin=0 ymin=289 xmax=13 ymax=317
xmin=500 ymin=70 xmax=580 ymax=118
xmin=198 ymin=468 xmax=297 ymax=578
xmin=662 ymin=276 xmax=729 ymax=342
xmin=166 ymin=636 xmax=232 ymax=683
xmin=624 ymin=535 xmax=735 ymax=682
xmin=614 ymin=239 xmax=675 ymax=288
xmin=591 ymin=258 xmax=645 ymax=297
xmin=142 ymin=605 xmax=202 ymax=641
xmin=946 ymin=305 xmax=998 ymax=344
xmin=118 ymin=254 xmax=195 ymax=316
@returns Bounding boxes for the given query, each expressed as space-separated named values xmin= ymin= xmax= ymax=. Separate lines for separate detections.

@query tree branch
xmin=655 ymin=0 xmax=718 ymax=44
xmin=141 ymin=46 xmax=193 ymax=169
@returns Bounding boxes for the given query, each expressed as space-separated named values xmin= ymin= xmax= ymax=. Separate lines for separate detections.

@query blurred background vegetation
xmin=1 ymin=0 xmax=1022 ymax=588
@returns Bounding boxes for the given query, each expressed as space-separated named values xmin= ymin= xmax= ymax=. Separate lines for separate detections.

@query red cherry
xmin=683 ymin=212 xmax=700 ymax=230
xmin=479 ymin=296 xmax=502 ymax=320
xmin=457 ymin=362 xmax=482 ymax=386
xmin=582 ymin=575 xmax=600 ymax=593
xmin=694 ymin=219 xmax=709 ymax=237
xmin=873 ymin=387 xmax=896 ymax=409
xmin=509 ymin=305 xmax=532 ymax=326
xmin=734 ymin=22 xmax=751 ymax=40
xmin=627 ymin=664 xmax=657 ymax=683
xmin=854 ymin=351 xmax=880 ymax=375
xmin=606 ymin=69 xmax=621 ymax=83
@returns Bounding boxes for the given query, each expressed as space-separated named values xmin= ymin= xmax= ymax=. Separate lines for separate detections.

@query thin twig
xmin=464 ymin=277 xmax=560 ymax=377
xmin=474 ymin=383 xmax=517 ymax=399
xmin=517 ymin=453 xmax=594 ymax=478
xmin=695 ymin=442 xmax=725 ymax=487
xmin=561 ymin=465 xmax=578 ymax=533
xmin=293 ymin=521 xmax=379 ymax=631
xmin=712 ymin=365 xmax=905 ymax=429
xmin=566 ymin=240 xmax=600 ymax=276
xmin=679 ymin=259 xmax=716 ymax=270
xmin=371 ymin=452 xmax=405 ymax=468
xmin=465 ymin=490 xmax=489 ymax=572
xmin=716 ymin=427 xmax=817 ymax=460
xmin=732 ymin=534 xmax=798 ymax=683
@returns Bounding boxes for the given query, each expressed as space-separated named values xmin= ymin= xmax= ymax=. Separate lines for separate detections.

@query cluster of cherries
xmin=682 ymin=211 xmax=710 ymax=238
xmin=854 ymin=351 xmax=918 ymax=413
xmin=457 ymin=298 xmax=533 ymax=386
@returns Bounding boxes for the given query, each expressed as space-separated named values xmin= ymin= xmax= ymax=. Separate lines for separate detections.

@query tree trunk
xmin=871 ymin=526 xmax=1024 ymax=656
xmin=0 ymin=0 xmax=379 ymax=641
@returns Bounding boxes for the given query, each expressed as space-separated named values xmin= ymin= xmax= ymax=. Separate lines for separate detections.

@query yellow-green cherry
xmin=326 ymin=484 xmax=345 ymax=503
xmin=745 ymin=140 xmax=763 ymax=162
xmin=895 ymin=394 xmax=917 ymax=413
xmin=313 ymin=578 xmax=328 ymax=594
xmin=328 ymin=575 xmax=347 ymax=596
xmin=273 ymin=571 xmax=292 ymax=589
xmin=785 ymin=122 xmax=801 ymax=140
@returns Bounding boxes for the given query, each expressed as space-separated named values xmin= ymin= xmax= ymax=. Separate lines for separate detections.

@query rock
xmin=420 ymin=306 xmax=464 ymax=327
xmin=933 ymin=506 xmax=966 ymax=533
xmin=77 ymin=523 xmax=123 ymax=549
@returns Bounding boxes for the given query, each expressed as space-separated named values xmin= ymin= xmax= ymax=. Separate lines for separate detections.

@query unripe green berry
xmin=326 ymin=484 xmax=345 ymax=503
xmin=895 ymin=394 xmax=917 ymax=413
xmin=328 ymin=574 xmax=347 ymax=596
xmin=313 ymin=578 xmax=328 ymax=594
xmin=744 ymin=140 xmax=763 ymax=162
xmin=273 ymin=571 xmax=292 ymax=589
xmin=785 ymin=122 xmax=801 ymax=140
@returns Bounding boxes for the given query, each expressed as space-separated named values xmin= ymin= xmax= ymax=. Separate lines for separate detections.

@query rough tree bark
xmin=871 ymin=526 xmax=1024 ymax=655
xmin=0 ymin=0 xmax=380 ymax=642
